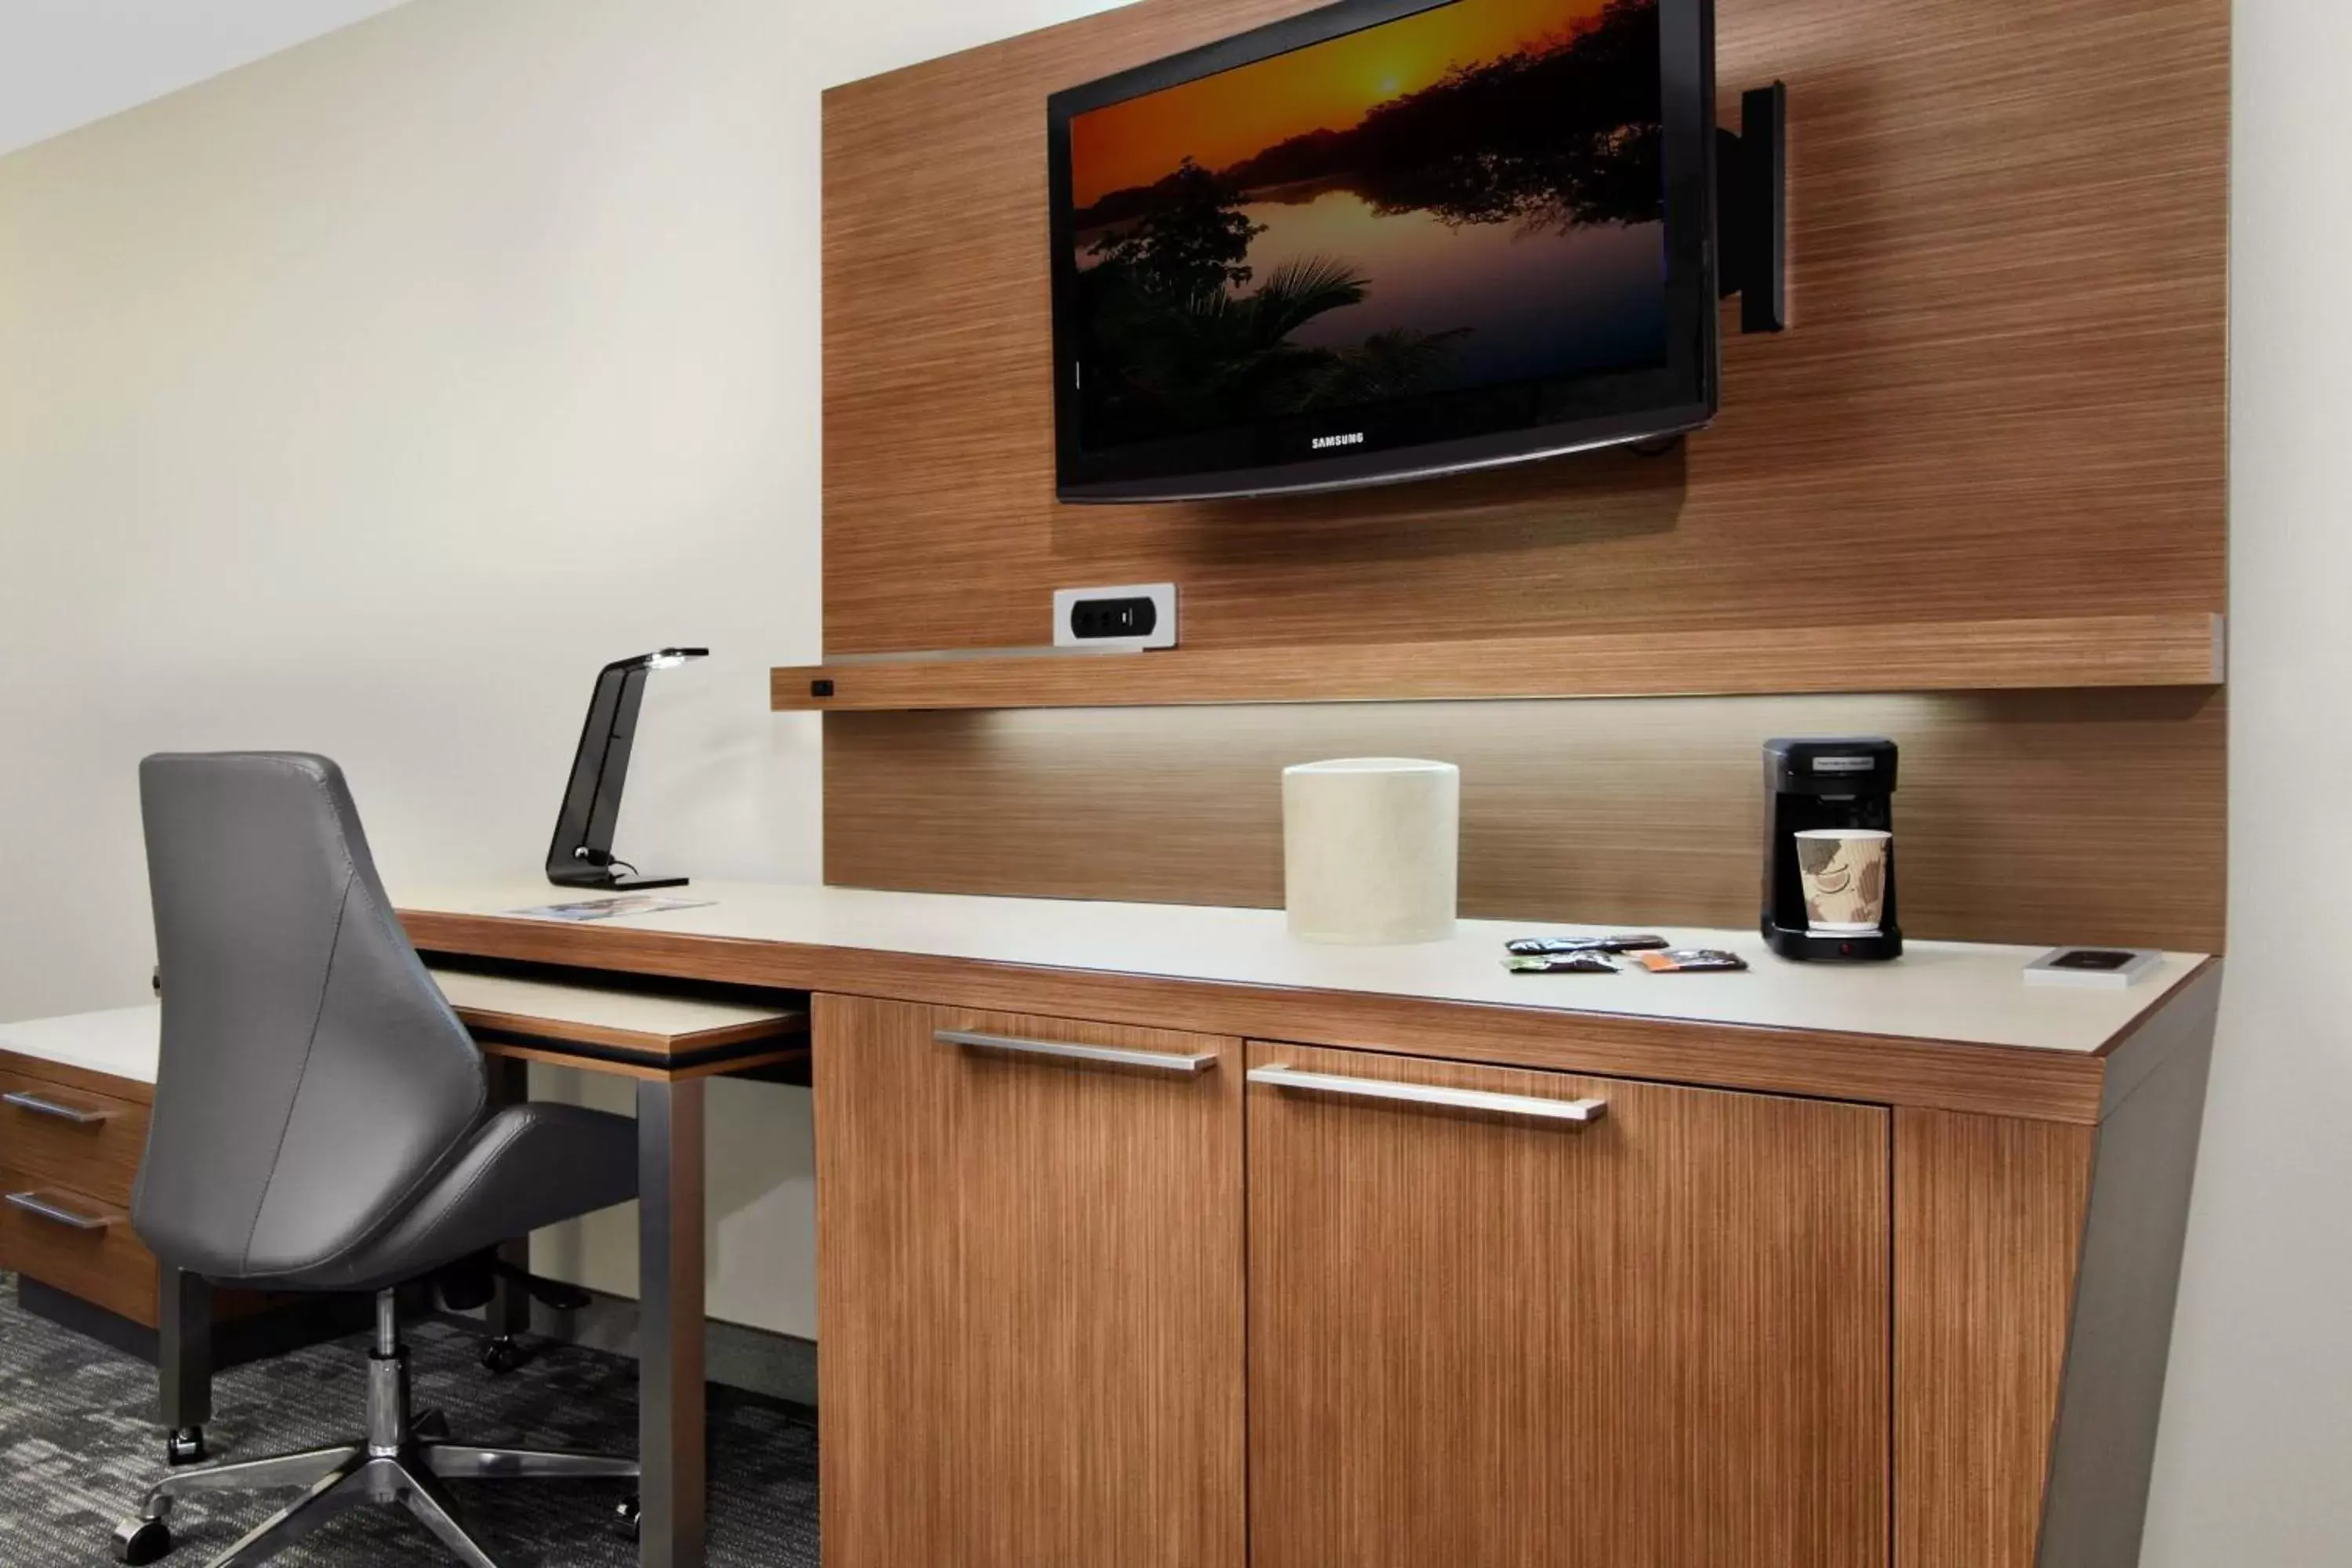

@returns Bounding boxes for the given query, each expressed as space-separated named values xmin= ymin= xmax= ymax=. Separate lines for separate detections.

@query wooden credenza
xmin=397 ymin=879 xmax=2223 ymax=1568
xmin=818 ymin=996 xmax=1896 ymax=1568
xmin=818 ymin=996 xmax=1903 ymax=1568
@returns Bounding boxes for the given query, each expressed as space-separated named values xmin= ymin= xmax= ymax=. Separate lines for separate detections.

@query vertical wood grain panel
xmin=825 ymin=687 xmax=2226 ymax=952
xmin=821 ymin=0 xmax=2229 ymax=655
xmin=815 ymin=994 xmax=1244 ymax=1568
xmin=1248 ymin=1042 xmax=1889 ymax=1568
xmin=1895 ymin=1108 xmax=2099 ymax=1568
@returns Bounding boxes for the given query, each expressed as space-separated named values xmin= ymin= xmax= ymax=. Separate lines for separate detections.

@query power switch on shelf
xmin=1053 ymin=583 xmax=1178 ymax=650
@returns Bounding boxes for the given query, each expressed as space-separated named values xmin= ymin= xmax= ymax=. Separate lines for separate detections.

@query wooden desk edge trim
xmin=402 ymin=910 xmax=2132 ymax=1123
xmin=473 ymin=1036 xmax=810 ymax=1083
xmin=446 ymin=1002 xmax=809 ymax=1058
xmin=0 ymin=1047 xmax=154 ymax=1106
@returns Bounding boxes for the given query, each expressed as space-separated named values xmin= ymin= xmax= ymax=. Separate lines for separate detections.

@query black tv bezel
xmin=1047 ymin=0 xmax=1719 ymax=504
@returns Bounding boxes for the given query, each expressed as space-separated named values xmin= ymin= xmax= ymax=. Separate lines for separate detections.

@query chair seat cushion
xmin=249 ymin=1103 xmax=638 ymax=1293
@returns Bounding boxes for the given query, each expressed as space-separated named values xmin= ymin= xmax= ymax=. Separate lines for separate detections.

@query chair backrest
xmin=135 ymin=753 xmax=486 ymax=1281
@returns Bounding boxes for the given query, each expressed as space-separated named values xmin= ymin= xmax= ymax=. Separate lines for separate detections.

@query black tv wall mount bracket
xmin=1717 ymin=81 xmax=1788 ymax=334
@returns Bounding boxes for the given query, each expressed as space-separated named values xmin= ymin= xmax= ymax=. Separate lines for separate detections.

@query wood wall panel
xmin=822 ymin=0 xmax=2229 ymax=656
xmin=824 ymin=687 xmax=2225 ymax=952
xmin=1894 ymin=1109 xmax=2098 ymax=1568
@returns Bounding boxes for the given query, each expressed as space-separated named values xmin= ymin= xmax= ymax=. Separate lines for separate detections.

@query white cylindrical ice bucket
xmin=1283 ymin=757 xmax=1460 ymax=946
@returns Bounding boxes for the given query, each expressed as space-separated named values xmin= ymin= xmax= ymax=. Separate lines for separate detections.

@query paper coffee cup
xmin=1795 ymin=829 xmax=1892 ymax=935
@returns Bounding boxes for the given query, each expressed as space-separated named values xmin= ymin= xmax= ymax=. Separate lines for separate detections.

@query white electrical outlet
xmin=1053 ymin=583 xmax=1179 ymax=650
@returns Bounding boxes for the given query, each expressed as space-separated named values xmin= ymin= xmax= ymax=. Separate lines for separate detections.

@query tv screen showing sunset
xmin=1065 ymin=0 xmax=1667 ymax=453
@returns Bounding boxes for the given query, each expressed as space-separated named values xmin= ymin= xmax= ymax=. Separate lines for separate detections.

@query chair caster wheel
xmin=614 ymin=1495 xmax=641 ymax=1541
xmin=165 ymin=1427 xmax=207 ymax=1466
xmin=480 ymin=1337 xmax=526 ymax=1375
xmin=114 ymin=1517 xmax=172 ymax=1565
xmin=532 ymin=1279 xmax=593 ymax=1312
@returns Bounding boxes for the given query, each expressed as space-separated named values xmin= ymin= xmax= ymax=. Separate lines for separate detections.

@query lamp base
xmin=550 ymin=872 xmax=691 ymax=893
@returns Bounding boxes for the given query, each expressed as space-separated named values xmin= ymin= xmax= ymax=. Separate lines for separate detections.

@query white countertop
xmin=397 ymin=880 xmax=2211 ymax=1056
xmin=0 ymin=1004 xmax=162 ymax=1084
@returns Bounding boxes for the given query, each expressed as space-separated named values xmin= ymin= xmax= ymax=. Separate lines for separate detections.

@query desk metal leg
xmin=159 ymin=1269 xmax=212 ymax=1465
xmin=637 ymin=1078 xmax=706 ymax=1568
xmin=485 ymin=1058 xmax=534 ymax=1356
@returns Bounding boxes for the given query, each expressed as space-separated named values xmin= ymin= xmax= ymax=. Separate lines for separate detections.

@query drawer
xmin=1243 ymin=1042 xmax=1890 ymax=1568
xmin=0 ymin=1065 xmax=149 ymax=1208
xmin=815 ymin=995 xmax=1245 ymax=1568
xmin=0 ymin=1162 xmax=159 ymax=1327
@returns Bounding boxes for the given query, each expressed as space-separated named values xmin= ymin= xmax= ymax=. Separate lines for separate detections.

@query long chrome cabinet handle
xmin=936 ymin=1029 xmax=1220 ymax=1075
xmin=1247 ymin=1064 xmax=1609 ymax=1126
xmin=5 ymin=1190 xmax=119 ymax=1231
xmin=2 ymin=1090 xmax=111 ymax=1124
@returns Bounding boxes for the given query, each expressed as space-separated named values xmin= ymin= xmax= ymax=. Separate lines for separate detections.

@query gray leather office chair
xmin=114 ymin=753 xmax=642 ymax=1568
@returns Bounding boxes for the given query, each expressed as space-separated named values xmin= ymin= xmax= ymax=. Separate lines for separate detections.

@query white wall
xmin=5 ymin=0 xmax=2348 ymax=1555
xmin=2140 ymin=2 xmax=2352 ymax=1563
xmin=0 ymin=0 xmax=416 ymax=158
xmin=0 ymin=0 xmax=1129 ymax=1341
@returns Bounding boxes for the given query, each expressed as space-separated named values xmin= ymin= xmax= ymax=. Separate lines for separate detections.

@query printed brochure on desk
xmin=503 ymin=895 xmax=715 ymax=923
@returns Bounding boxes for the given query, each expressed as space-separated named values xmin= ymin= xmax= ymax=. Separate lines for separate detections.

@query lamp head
xmin=643 ymin=648 xmax=710 ymax=671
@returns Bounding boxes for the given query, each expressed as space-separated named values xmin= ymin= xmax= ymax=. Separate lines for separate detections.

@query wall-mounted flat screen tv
xmin=1048 ymin=0 xmax=1718 ymax=503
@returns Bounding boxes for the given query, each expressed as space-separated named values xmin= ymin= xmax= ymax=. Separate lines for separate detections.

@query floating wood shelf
xmin=771 ymin=613 xmax=2225 ymax=713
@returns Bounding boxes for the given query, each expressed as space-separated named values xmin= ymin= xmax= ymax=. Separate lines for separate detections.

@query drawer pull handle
xmin=5 ymin=1190 xmax=120 ymax=1231
xmin=936 ymin=1029 xmax=1218 ymax=1075
xmin=1247 ymin=1065 xmax=1609 ymax=1127
xmin=2 ymin=1090 xmax=111 ymax=1125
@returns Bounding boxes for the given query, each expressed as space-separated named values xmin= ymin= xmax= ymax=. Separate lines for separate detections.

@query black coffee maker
xmin=1761 ymin=736 xmax=1902 ymax=962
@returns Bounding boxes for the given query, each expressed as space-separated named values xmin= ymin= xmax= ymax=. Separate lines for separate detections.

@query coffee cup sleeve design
xmin=1795 ymin=829 xmax=1890 ymax=934
xmin=1797 ymin=836 xmax=1852 ymax=895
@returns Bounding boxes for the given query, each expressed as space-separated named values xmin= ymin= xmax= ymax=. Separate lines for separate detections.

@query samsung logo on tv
xmin=1311 ymin=432 xmax=1365 ymax=451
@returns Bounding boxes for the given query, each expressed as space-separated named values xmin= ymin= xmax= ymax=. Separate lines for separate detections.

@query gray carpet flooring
xmin=0 ymin=1274 xmax=819 ymax=1567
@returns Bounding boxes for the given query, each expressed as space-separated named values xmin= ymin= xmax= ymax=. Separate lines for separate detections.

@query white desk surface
xmin=396 ymin=880 xmax=2212 ymax=1057
xmin=0 ymin=1004 xmax=162 ymax=1084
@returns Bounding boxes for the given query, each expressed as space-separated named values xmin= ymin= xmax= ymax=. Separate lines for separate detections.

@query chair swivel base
xmin=114 ymin=1293 xmax=636 ymax=1568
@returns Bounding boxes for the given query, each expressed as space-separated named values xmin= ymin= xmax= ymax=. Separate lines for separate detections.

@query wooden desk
xmin=395 ymin=879 xmax=2222 ymax=1568
xmin=433 ymin=967 xmax=808 ymax=1080
xmin=426 ymin=965 xmax=804 ymax=1568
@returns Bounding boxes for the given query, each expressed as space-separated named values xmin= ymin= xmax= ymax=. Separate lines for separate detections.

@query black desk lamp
xmin=544 ymin=648 xmax=708 ymax=891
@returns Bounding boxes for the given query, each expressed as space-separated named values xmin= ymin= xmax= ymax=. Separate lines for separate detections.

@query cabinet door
xmin=815 ymin=995 xmax=1244 ymax=1568
xmin=1248 ymin=1042 xmax=1889 ymax=1568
